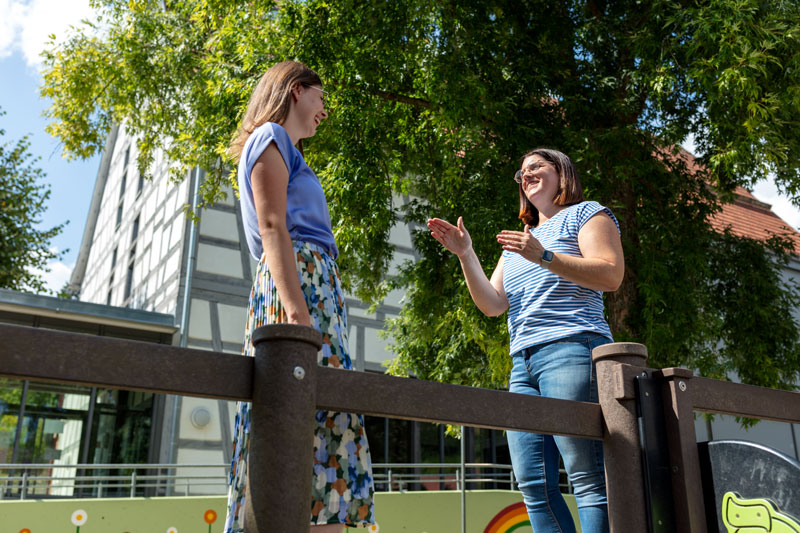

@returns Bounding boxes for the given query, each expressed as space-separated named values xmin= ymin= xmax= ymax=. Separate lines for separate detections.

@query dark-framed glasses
xmin=514 ymin=162 xmax=550 ymax=183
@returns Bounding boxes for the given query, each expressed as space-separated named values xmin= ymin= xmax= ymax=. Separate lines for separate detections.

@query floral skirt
xmin=223 ymin=241 xmax=375 ymax=531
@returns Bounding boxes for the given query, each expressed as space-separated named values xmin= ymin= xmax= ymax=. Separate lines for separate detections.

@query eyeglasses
xmin=514 ymin=162 xmax=550 ymax=183
xmin=304 ymin=84 xmax=329 ymax=107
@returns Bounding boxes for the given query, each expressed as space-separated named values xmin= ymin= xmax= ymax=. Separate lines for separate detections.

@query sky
xmin=1 ymin=0 xmax=800 ymax=296
xmin=1 ymin=0 xmax=99 ymax=294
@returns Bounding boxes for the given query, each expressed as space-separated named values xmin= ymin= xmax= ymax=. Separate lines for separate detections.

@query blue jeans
xmin=507 ymin=332 xmax=610 ymax=533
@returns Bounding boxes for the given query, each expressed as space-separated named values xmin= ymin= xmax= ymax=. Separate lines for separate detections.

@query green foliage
xmin=57 ymin=281 xmax=80 ymax=300
xmin=0 ymin=109 xmax=65 ymax=293
xmin=40 ymin=0 xmax=800 ymax=392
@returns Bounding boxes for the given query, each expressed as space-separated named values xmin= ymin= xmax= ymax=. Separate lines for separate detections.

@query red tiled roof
xmin=710 ymin=189 xmax=800 ymax=252
xmin=676 ymin=150 xmax=800 ymax=252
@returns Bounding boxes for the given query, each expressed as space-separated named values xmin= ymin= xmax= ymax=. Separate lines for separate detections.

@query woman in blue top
xmin=224 ymin=61 xmax=375 ymax=533
xmin=427 ymin=148 xmax=624 ymax=532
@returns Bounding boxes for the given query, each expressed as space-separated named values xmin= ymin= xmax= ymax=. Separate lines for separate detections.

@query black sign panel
xmin=698 ymin=440 xmax=800 ymax=532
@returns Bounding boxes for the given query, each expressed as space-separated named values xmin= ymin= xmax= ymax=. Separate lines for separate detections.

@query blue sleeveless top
xmin=238 ymin=122 xmax=338 ymax=260
xmin=502 ymin=201 xmax=619 ymax=354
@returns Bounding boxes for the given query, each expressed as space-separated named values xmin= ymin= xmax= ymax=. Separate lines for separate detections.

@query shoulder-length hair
xmin=518 ymin=147 xmax=584 ymax=227
xmin=229 ymin=61 xmax=322 ymax=162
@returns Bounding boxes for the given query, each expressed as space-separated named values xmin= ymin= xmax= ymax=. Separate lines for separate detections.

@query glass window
xmin=131 ymin=215 xmax=140 ymax=242
xmin=119 ymin=171 xmax=127 ymax=200
xmin=124 ymin=248 xmax=136 ymax=302
xmin=418 ymin=423 xmax=448 ymax=491
xmin=0 ymin=379 xmax=155 ymax=499
xmin=363 ymin=416 xmax=386 ymax=463
xmin=0 ymin=378 xmax=22 ymax=464
xmin=116 ymin=202 xmax=123 ymax=229
xmin=0 ymin=379 xmax=90 ymax=498
xmin=85 ymin=389 xmax=154 ymax=497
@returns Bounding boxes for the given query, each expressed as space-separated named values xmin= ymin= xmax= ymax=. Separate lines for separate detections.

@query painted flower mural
xmin=204 ymin=509 xmax=217 ymax=533
xmin=70 ymin=509 xmax=88 ymax=532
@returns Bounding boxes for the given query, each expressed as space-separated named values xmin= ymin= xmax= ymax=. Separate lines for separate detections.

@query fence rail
xmin=691 ymin=375 xmax=800 ymax=422
xmin=0 ymin=463 xmax=229 ymax=500
xmin=3 ymin=322 xmax=800 ymax=533
xmin=0 ymin=462 xmax=541 ymax=500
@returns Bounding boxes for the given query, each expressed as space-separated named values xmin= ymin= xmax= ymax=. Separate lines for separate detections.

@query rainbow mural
xmin=484 ymin=502 xmax=531 ymax=533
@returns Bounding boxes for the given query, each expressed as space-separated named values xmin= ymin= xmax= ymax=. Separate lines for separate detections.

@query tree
xmin=0 ymin=109 xmax=65 ymax=294
xmin=40 ymin=0 xmax=800 ymax=390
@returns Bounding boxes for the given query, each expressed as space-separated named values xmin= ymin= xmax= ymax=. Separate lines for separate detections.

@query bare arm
xmin=251 ymin=143 xmax=311 ymax=326
xmin=496 ymin=212 xmax=624 ymax=292
xmin=428 ymin=217 xmax=509 ymax=316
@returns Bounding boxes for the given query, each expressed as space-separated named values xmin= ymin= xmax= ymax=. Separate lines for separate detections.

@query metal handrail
xmin=0 ymin=463 xmax=227 ymax=500
xmin=0 ymin=462 xmax=570 ymax=500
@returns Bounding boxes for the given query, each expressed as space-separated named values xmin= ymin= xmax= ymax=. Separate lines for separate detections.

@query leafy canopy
xmin=41 ymin=0 xmax=800 ymax=390
xmin=0 ymin=109 xmax=65 ymax=294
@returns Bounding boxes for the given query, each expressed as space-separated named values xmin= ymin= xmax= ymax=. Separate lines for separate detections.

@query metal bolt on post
xmin=244 ymin=324 xmax=322 ymax=533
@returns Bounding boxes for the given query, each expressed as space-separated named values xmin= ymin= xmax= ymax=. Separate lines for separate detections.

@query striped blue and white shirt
xmin=502 ymin=201 xmax=620 ymax=354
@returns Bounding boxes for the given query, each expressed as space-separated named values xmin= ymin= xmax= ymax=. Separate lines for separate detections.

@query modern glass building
xmin=0 ymin=288 xmax=176 ymax=497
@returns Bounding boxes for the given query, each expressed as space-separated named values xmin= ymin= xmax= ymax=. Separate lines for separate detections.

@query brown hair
xmin=229 ymin=61 xmax=322 ymax=162
xmin=518 ymin=147 xmax=584 ymax=227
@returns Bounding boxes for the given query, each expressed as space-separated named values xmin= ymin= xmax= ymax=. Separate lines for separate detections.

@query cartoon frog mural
xmin=723 ymin=492 xmax=800 ymax=533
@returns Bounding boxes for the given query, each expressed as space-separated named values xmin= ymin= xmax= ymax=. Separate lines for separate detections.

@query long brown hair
xmin=518 ymin=148 xmax=584 ymax=227
xmin=229 ymin=61 xmax=322 ymax=162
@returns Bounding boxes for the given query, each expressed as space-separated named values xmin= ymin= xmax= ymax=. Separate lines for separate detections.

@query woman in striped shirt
xmin=427 ymin=148 xmax=624 ymax=533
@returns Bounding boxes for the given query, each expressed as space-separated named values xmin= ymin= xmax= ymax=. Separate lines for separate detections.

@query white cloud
xmin=24 ymin=246 xmax=74 ymax=295
xmin=38 ymin=259 xmax=73 ymax=294
xmin=752 ymin=178 xmax=800 ymax=232
xmin=681 ymin=133 xmax=697 ymax=157
xmin=0 ymin=0 xmax=96 ymax=69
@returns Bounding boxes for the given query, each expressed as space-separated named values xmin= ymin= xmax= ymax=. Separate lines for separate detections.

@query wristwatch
xmin=540 ymin=249 xmax=554 ymax=269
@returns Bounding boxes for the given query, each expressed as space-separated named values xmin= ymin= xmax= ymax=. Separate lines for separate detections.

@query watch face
xmin=542 ymin=250 xmax=554 ymax=262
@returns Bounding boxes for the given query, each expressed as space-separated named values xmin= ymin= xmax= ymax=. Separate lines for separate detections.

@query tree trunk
xmin=605 ymin=176 xmax=638 ymax=339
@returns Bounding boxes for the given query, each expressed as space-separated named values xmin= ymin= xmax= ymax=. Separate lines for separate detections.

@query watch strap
xmin=541 ymin=249 xmax=554 ymax=268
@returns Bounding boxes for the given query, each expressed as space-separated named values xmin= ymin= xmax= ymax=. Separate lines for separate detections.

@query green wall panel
xmin=0 ymin=491 xmax=580 ymax=532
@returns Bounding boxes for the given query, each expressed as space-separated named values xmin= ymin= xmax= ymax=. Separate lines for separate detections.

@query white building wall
xmin=80 ymin=125 xmax=190 ymax=316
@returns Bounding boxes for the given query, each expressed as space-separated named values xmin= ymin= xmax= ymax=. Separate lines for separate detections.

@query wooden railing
xmin=2 ymin=322 xmax=799 ymax=532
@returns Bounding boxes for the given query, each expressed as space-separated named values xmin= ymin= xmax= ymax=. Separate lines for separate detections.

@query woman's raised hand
xmin=427 ymin=216 xmax=472 ymax=257
xmin=497 ymin=224 xmax=545 ymax=264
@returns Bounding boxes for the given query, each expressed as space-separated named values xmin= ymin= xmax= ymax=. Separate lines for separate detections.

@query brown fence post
xmin=658 ymin=367 xmax=706 ymax=532
xmin=244 ymin=324 xmax=322 ymax=533
xmin=593 ymin=342 xmax=649 ymax=532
